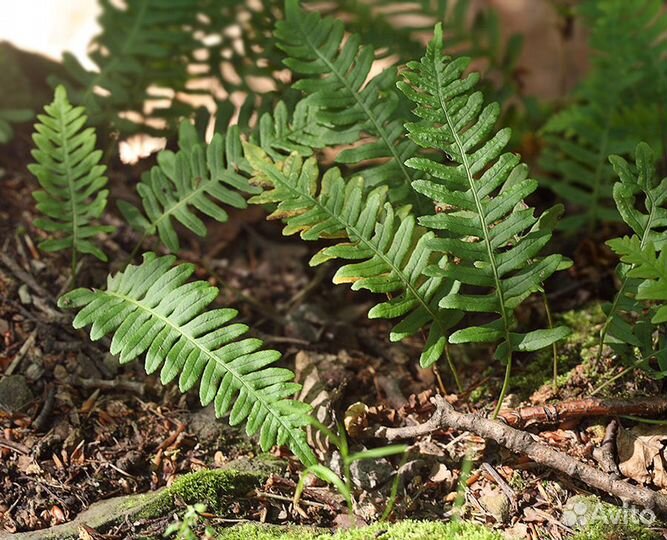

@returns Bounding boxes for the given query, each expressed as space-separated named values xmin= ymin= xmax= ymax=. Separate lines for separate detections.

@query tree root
xmin=375 ymin=395 xmax=667 ymax=514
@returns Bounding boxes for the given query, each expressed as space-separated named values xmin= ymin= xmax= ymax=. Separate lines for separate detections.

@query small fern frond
xmin=399 ymin=25 xmax=568 ymax=391
xmin=28 ymin=86 xmax=115 ymax=266
xmin=244 ymin=143 xmax=462 ymax=371
xmin=119 ymin=122 xmax=257 ymax=253
xmin=275 ymin=0 xmax=422 ymax=207
xmin=57 ymin=252 xmax=316 ymax=466
xmin=599 ymin=143 xmax=667 ymax=365
xmin=121 ymin=99 xmax=334 ymax=253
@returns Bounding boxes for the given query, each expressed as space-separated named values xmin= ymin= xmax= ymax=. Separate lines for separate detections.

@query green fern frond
xmin=28 ymin=86 xmax=115 ymax=267
xmin=55 ymin=0 xmax=202 ymax=136
xmin=57 ymin=252 xmax=316 ymax=465
xmin=275 ymin=0 xmax=423 ymax=207
xmin=244 ymin=143 xmax=463 ymax=372
xmin=121 ymin=99 xmax=334 ymax=253
xmin=539 ymin=0 xmax=667 ymax=232
xmin=119 ymin=122 xmax=257 ymax=253
xmin=599 ymin=143 xmax=667 ymax=368
xmin=399 ymin=24 xmax=568 ymax=404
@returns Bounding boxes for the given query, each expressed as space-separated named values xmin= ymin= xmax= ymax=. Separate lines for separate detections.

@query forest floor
xmin=1 ymin=128 xmax=667 ymax=540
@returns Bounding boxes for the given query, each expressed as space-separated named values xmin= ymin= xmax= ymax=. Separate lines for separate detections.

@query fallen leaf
xmin=617 ymin=424 xmax=667 ymax=488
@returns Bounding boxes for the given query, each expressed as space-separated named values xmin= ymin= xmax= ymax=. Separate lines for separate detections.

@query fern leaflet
xmin=58 ymin=252 xmax=315 ymax=465
xmin=608 ymin=237 xmax=667 ymax=325
xmin=399 ymin=24 xmax=569 ymax=410
xmin=244 ymin=143 xmax=463 ymax=374
xmin=28 ymin=86 xmax=115 ymax=271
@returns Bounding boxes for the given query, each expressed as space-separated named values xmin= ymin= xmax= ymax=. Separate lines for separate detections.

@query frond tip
xmin=57 ymin=253 xmax=316 ymax=466
xmin=28 ymin=85 xmax=115 ymax=262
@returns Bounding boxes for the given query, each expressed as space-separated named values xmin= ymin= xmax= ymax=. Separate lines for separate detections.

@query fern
xmin=55 ymin=0 xmax=203 ymax=137
xmin=120 ymin=99 xmax=335 ymax=253
xmin=28 ymin=86 xmax=115 ymax=274
xmin=244 ymin=144 xmax=463 ymax=377
xmin=58 ymin=252 xmax=315 ymax=465
xmin=399 ymin=24 xmax=569 ymax=411
xmin=599 ymin=142 xmax=667 ymax=371
xmin=539 ymin=0 xmax=667 ymax=232
xmin=275 ymin=0 xmax=423 ymax=207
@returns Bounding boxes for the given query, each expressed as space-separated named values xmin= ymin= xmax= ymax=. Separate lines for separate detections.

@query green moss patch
xmin=216 ymin=520 xmax=502 ymax=540
xmin=139 ymin=468 xmax=264 ymax=519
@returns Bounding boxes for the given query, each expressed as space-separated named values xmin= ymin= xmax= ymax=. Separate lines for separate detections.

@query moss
xmin=216 ymin=520 xmax=502 ymax=540
xmin=565 ymin=496 xmax=661 ymax=540
xmin=512 ymin=305 xmax=606 ymax=399
xmin=138 ymin=468 xmax=264 ymax=519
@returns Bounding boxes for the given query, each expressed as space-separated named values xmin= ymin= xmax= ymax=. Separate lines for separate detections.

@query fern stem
xmin=432 ymin=46 xmax=513 ymax=407
xmin=542 ymin=292 xmax=558 ymax=390
xmin=493 ymin=357 xmax=512 ymax=419
xmin=443 ymin=344 xmax=462 ymax=392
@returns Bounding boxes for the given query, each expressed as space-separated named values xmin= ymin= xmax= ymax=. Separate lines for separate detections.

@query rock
xmin=0 ymin=375 xmax=33 ymax=412
xmin=480 ymin=488 xmax=511 ymax=523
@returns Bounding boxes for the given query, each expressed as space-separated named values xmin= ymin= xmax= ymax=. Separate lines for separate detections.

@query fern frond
xmin=599 ymin=143 xmax=667 ymax=368
xmin=28 ymin=86 xmax=115 ymax=266
xmin=399 ymin=24 xmax=568 ymax=398
xmin=275 ymin=0 xmax=422 ymax=206
xmin=539 ymin=0 xmax=667 ymax=232
xmin=57 ymin=252 xmax=315 ymax=466
xmin=244 ymin=143 xmax=462 ymax=371
xmin=121 ymin=99 xmax=334 ymax=253
xmin=55 ymin=0 xmax=202 ymax=136
xmin=119 ymin=122 xmax=257 ymax=253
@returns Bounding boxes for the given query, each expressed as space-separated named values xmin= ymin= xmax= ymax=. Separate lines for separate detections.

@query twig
xmin=73 ymin=376 xmax=145 ymax=396
xmin=497 ymin=397 xmax=667 ymax=429
xmin=592 ymin=419 xmax=620 ymax=478
xmin=0 ymin=437 xmax=30 ymax=455
xmin=377 ymin=395 xmax=667 ymax=514
xmin=0 ymin=251 xmax=53 ymax=302
xmin=32 ymin=385 xmax=56 ymax=432
xmin=4 ymin=329 xmax=37 ymax=376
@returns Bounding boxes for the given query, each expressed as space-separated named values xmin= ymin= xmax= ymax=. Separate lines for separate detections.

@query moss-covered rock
xmin=138 ymin=468 xmax=264 ymax=519
xmin=216 ymin=520 xmax=502 ymax=540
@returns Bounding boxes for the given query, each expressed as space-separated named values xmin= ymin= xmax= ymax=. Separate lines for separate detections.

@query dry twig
xmin=376 ymin=395 xmax=667 ymax=514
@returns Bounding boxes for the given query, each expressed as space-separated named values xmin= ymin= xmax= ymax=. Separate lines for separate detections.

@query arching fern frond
xmin=275 ymin=0 xmax=423 ymax=207
xmin=539 ymin=0 xmax=667 ymax=232
xmin=55 ymin=0 xmax=202 ymax=137
xmin=399 ymin=24 xmax=569 ymax=409
xmin=119 ymin=122 xmax=256 ymax=253
xmin=599 ymin=143 xmax=667 ymax=373
xmin=244 ymin=143 xmax=463 ymax=375
xmin=28 ymin=86 xmax=115 ymax=270
xmin=120 ymin=99 xmax=335 ymax=253
xmin=58 ymin=252 xmax=315 ymax=466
